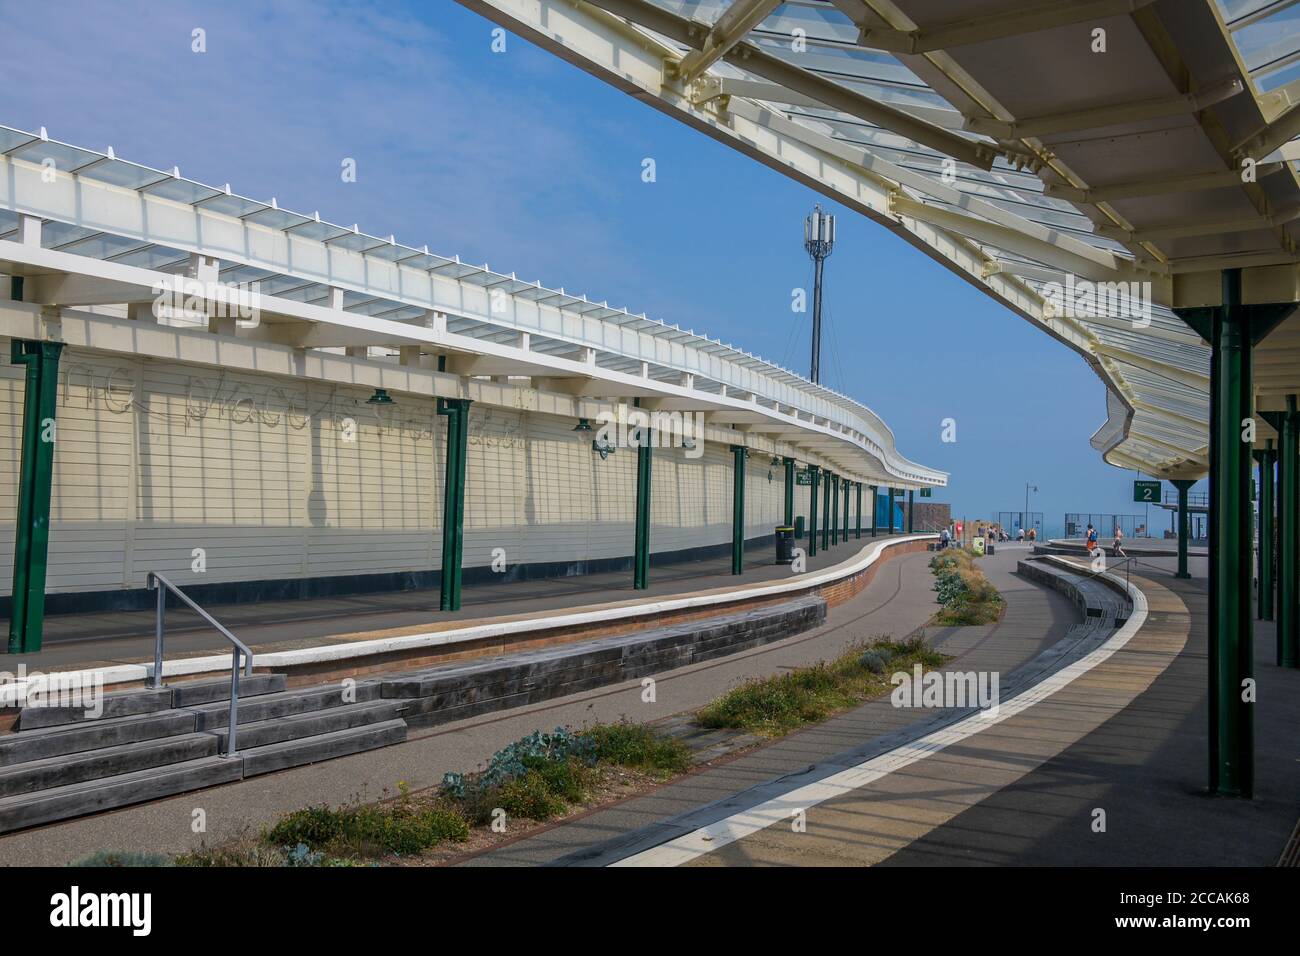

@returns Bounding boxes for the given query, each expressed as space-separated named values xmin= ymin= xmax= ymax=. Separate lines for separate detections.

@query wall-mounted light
xmin=681 ymin=436 xmax=696 ymax=451
xmin=573 ymin=418 xmax=593 ymax=432
xmin=366 ymin=388 xmax=395 ymax=406
xmin=592 ymin=437 xmax=616 ymax=460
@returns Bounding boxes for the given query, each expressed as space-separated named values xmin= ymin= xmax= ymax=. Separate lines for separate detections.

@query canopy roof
xmin=0 ymin=123 xmax=943 ymax=487
xmin=462 ymin=0 xmax=1300 ymax=477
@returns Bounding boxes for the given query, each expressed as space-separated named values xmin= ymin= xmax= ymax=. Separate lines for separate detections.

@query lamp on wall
xmin=366 ymin=388 xmax=395 ymax=406
xmin=573 ymin=418 xmax=593 ymax=432
xmin=592 ymin=436 xmax=616 ymax=460
xmin=768 ymin=454 xmax=779 ymax=482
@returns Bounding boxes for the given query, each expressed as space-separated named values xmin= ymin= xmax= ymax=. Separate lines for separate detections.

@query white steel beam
xmin=672 ymin=0 xmax=781 ymax=84
xmin=852 ymin=0 xmax=1158 ymax=55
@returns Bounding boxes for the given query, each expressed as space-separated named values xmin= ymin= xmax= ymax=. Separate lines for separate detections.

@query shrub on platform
xmin=580 ymin=720 xmax=692 ymax=776
xmin=696 ymin=636 xmax=944 ymax=736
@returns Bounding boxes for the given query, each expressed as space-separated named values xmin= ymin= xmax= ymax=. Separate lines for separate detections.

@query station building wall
xmin=0 ymin=346 xmax=817 ymax=602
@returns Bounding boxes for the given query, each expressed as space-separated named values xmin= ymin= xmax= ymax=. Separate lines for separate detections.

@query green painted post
xmin=843 ymin=478 xmax=851 ymax=543
xmin=831 ymin=473 xmax=839 ymax=546
xmin=634 ymin=438 xmax=653 ymax=590
xmin=1281 ymin=398 xmax=1299 ymax=668
xmin=869 ymin=485 xmax=878 ymax=538
xmin=1173 ymin=269 xmax=1296 ymax=797
xmin=855 ymin=482 xmax=862 ymax=539
xmin=731 ymin=445 xmax=746 ymax=575
xmin=808 ymin=465 xmax=820 ymax=557
xmin=1255 ymin=444 xmax=1275 ymax=622
xmin=437 ymin=398 xmax=471 ymax=612
xmin=907 ymin=489 xmax=914 ymax=533
xmin=1172 ymin=479 xmax=1195 ymax=580
xmin=783 ymin=457 xmax=795 ymax=527
xmin=8 ymin=340 xmax=64 ymax=654
xmin=887 ymin=487 xmax=896 ymax=534
xmin=821 ymin=471 xmax=832 ymax=551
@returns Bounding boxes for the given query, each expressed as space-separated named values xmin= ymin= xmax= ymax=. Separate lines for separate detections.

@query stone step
xmin=0 ymin=710 xmax=198 ymax=766
xmin=169 ymin=673 xmax=287 ymax=708
xmin=0 ymin=756 xmax=243 ymax=835
xmin=185 ymin=681 xmax=381 ymax=730
xmin=15 ymin=674 xmax=286 ymax=730
xmin=0 ymin=733 xmax=218 ymax=799
xmin=212 ymin=699 xmax=406 ymax=751
xmin=240 ymin=719 xmax=407 ymax=778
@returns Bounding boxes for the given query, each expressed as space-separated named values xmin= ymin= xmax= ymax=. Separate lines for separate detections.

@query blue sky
xmin=0 ymin=0 xmax=1202 ymax=536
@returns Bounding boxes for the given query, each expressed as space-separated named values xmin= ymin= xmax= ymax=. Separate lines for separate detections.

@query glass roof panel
xmin=9 ymin=139 xmax=101 ymax=170
xmin=196 ymin=193 xmax=267 ymax=217
xmin=77 ymin=159 xmax=170 ymax=190
xmin=0 ymin=127 xmax=36 ymax=153
xmin=142 ymin=177 xmax=222 ymax=204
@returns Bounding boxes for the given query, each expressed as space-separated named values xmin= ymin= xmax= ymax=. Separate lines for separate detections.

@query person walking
xmin=1085 ymin=523 xmax=1098 ymax=554
xmin=1112 ymin=525 xmax=1126 ymax=558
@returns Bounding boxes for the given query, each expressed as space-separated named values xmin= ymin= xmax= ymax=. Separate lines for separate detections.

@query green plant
xmin=264 ymin=800 xmax=469 ymax=858
xmin=696 ymin=637 xmax=944 ymax=736
xmin=579 ymin=721 xmax=692 ymax=776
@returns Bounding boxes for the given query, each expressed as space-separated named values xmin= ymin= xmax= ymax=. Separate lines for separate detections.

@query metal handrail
xmin=146 ymin=571 xmax=253 ymax=758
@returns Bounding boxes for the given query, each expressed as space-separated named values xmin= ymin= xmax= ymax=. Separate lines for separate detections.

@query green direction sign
xmin=795 ymin=470 xmax=813 ymax=486
xmin=1133 ymin=480 xmax=1161 ymax=503
xmin=920 ymin=488 xmax=932 ymax=498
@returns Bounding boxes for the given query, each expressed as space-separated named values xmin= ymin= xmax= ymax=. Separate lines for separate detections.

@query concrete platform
xmin=9 ymin=533 xmax=914 ymax=676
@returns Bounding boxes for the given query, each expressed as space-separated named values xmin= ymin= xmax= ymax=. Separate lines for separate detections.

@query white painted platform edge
xmin=0 ymin=534 xmax=936 ymax=705
xmin=609 ymin=565 xmax=1150 ymax=867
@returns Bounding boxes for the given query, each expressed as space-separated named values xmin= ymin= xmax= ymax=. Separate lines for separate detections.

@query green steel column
xmin=1281 ymin=397 xmax=1299 ymax=668
xmin=1210 ymin=271 xmax=1252 ymax=796
xmin=821 ymin=471 xmax=831 ymax=551
xmin=907 ymin=489 xmax=914 ymax=533
xmin=843 ymin=478 xmax=851 ymax=543
xmin=8 ymin=340 xmax=64 ymax=654
xmin=887 ymin=487 xmax=896 ymax=534
xmin=437 ymin=398 xmax=471 ymax=612
xmin=731 ymin=445 xmax=746 ymax=575
xmin=1172 ymin=479 xmax=1195 ymax=580
xmin=831 ymin=473 xmax=839 ymax=546
xmin=869 ymin=485 xmax=878 ymax=537
xmin=1173 ymin=268 xmax=1296 ymax=798
xmin=1255 ymin=444 xmax=1275 ymax=622
xmin=783 ymin=457 xmax=795 ymax=527
xmin=855 ymin=482 xmax=862 ymax=539
xmin=634 ymin=438 xmax=653 ymax=590
xmin=808 ymin=465 xmax=820 ymax=557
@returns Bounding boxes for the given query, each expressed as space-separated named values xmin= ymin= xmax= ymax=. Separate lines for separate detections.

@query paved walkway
xmin=0 ymin=536 xmax=942 ymax=865
xmin=878 ymin=575 xmax=1300 ymax=867
xmin=12 ymin=533 xmax=911 ymax=673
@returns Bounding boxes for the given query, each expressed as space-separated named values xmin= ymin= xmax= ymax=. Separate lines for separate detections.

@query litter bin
xmin=794 ymin=515 xmax=805 ymax=539
xmin=775 ymin=526 xmax=795 ymax=564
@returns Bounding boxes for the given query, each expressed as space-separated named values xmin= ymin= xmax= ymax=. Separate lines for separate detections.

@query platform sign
xmin=920 ymin=488 xmax=932 ymax=498
xmin=795 ymin=470 xmax=813 ymax=486
xmin=1133 ymin=480 xmax=1161 ymax=503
